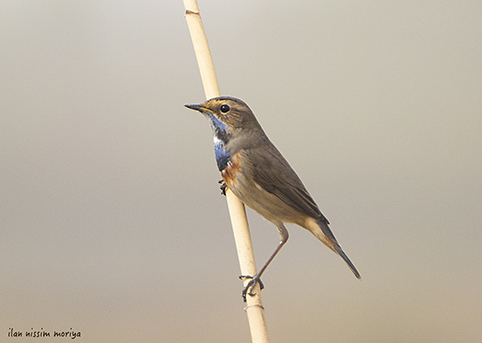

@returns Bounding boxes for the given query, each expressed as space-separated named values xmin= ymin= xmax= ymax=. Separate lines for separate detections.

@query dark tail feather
xmin=333 ymin=244 xmax=361 ymax=279
xmin=317 ymin=219 xmax=361 ymax=279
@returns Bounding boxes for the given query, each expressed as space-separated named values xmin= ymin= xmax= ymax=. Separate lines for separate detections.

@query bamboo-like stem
xmin=183 ymin=1 xmax=269 ymax=342
xmin=226 ymin=191 xmax=269 ymax=342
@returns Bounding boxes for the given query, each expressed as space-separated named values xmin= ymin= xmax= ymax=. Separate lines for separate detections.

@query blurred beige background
xmin=1 ymin=1 xmax=481 ymax=342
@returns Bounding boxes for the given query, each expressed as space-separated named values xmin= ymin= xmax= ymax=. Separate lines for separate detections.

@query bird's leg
xmin=240 ymin=275 xmax=264 ymax=303
xmin=239 ymin=275 xmax=265 ymax=289
xmin=218 ymin=179 xmax=227 ymax=196
xmin=241 ymin=224 xmax=289 ymax=302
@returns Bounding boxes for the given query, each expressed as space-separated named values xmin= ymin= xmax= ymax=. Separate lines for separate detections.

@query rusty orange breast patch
xmin=221 ymin=152 xmax=242 ymax=185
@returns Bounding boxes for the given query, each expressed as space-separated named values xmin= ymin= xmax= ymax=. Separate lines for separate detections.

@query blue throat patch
xmin=207 ymin=113 xmax=231 ymax=171
xmin=214 ymin=138 xmax=230 ymax=171
xmin=207 ymin=113 xmax=229 ymax=132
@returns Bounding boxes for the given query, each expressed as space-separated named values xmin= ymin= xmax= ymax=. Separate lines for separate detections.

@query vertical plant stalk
xmin=182 ymin=1 xmax=270 ymax=342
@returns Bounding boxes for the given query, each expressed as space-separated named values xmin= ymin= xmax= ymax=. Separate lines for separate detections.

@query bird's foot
xmin=218 ymin=179 xmax=227 ymax=196
xmin=239 ymin=275 xmax=264 ymax=302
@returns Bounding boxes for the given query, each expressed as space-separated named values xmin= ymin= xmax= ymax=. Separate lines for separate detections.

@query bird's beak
xmin=185 ymin=103 xmax=205 ymax=113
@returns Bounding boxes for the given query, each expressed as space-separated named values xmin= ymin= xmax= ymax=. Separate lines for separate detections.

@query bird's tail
xmin=308 ymin=217 xmax=361 ymax=279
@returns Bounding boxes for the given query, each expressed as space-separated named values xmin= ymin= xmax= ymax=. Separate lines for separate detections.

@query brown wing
xmin=242 ymin=142 xmax=328 ymax=222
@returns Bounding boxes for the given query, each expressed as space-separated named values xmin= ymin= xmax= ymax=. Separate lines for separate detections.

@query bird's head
xmin=185 ymin=96 xmax=262 ymax=137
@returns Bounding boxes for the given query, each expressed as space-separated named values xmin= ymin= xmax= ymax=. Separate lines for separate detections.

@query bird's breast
xmin=221 ymin=152 xmax=242 ymax=185
xmin=213 ymin=135 xmax=231 ymax=171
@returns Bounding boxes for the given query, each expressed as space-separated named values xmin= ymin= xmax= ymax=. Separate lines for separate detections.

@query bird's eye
xmin=220 ymin=104 xmax=230 ymax=113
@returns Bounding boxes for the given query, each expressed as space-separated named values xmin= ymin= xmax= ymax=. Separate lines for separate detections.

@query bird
xmin=185 ymin=96 xmax=360 ymax=300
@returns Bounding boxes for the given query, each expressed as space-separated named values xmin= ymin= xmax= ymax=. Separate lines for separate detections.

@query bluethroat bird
xmin=185 ymin=96 xmax=360 ymax=301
